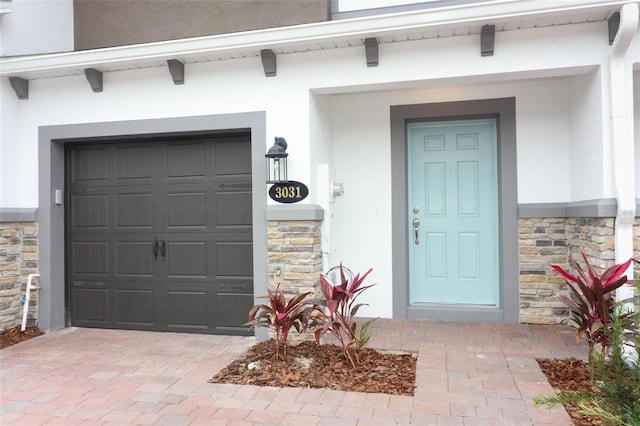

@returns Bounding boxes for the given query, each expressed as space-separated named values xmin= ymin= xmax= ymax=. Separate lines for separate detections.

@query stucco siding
xmin=1 ymin=5 xmax=637 ymax=327
xmin=0 ymin=0 xmax=74 ymax=56
xmin=73 ymin=0 xmax=331 ymax=50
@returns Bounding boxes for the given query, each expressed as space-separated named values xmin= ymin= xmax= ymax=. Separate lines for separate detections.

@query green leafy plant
xmin=353 ymin=317 xmax=376 ymax=350
xmin=535 ymin=285 xmax=640 ymax=425
xmin=551 ymin=253 xmax=633 ymax=369
xmin=535 ymin=391 xmax=633 ymax=426
xmin=590 ymin=302 xmax=640 ymax=425
xmin=312 ymin=264 xmax=377 ymax=367
xmin=246 ymin=284 xmax=313 ymax=360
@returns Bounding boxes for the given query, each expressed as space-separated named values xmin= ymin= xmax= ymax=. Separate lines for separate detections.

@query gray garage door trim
xmin=38 ymin=112 xmax=267 ymax=333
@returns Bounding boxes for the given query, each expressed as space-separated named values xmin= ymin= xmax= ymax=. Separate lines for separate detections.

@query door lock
xmin=412 ymin=218 xmax=420 ymax=245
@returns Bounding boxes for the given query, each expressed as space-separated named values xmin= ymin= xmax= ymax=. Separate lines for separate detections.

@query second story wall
xmin=0 ymin=0 xmax=74 ymax=57
xmin=74 ymin=0 xmax=331 ymax=50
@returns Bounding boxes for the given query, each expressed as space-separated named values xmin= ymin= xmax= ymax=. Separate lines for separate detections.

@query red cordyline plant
xmin=246 ymin=284 xmax=314 ymax=360
xmin=312 ymin=264 xmax=377 ymax=367
xmin=551 ymin=253 xmax=633 ymax=370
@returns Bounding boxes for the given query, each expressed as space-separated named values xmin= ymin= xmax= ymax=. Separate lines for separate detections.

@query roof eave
xmin=0 ymin=0 xmax=628 ymax=78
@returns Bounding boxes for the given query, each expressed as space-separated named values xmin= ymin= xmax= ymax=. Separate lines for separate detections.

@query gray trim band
xmin=390 ymin=97 xmax=518 ymax=323
xmin=38 ymin=111 xmax=268 ymax=332
xmin=266 ymin=204 xmax=324 ymax=221
xmin=518 ymin=198 xmax=640 ymax=218
xmin=0 ymin=208 xmax=38 ymax=222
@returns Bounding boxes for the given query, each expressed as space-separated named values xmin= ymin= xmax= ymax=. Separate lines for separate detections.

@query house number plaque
xmin=269 ymin=181 xmax=309 ymax=203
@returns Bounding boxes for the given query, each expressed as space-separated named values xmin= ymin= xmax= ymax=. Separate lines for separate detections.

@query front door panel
xmin=408 ymin=119 xmax=498 ymax=305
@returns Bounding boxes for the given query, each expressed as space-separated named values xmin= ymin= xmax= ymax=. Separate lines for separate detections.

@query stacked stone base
xmin=519 ymin=217 xmax=640 ymax=324
xmin=0 ymin=222 xmax=39 ymax=330
xmin=0 ymin=214 xmax=637 ymax=330
xmin=267 ymin=220 xmax=323 ymax=296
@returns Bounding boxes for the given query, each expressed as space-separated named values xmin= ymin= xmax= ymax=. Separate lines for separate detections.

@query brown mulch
xmin=210 ymin=340 xmax=417 ymax=395
xmin=537 ymin=357 xmax=603 ymax=426
xmin=0 ymin=326 xmax=44 ymax=350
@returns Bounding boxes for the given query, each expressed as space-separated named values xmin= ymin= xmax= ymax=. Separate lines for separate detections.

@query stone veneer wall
xmin=567 ymin=218 xmax=615 ymax=268
xmin=0 ymin=222 xmax=39 ymax=331
xmin=519 ymin=217 xmax=639 ymax=324
xmin=518 ymin=218 xmax=570 ymax=324
xmin=0 ymin=215 xmax=634 ymax=329
xmin=266 ymin=220 xmax=323 ymax=296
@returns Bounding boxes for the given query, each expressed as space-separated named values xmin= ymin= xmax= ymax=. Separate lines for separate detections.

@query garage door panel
xmin=116 ymin=242 xmax=154 ymax=276
xmin=167 ymin=242 xmax=207 ymax=277
xmin=72 ymin=288 xmax=109 ymax=322
xmin=215 ymin=140 xmax=251 ymax=175
xmin=71 ymin=148 xmax=109 ymax=182
xmin=72 ymin=242 xmax=109 ymax=275
xmin=215 ymin=242 xmax=253 ymax=277
xmin=168 ymin=291 xmax=208 ymax=328
xmin=215 ymin=191 xmax=252 ymax=226
xmin=116 ymin=193 xmax=153 ymax=227
xmin=71 ymin=194 xmax=109 ymax=229
xmin=167 ymin=142 xmax=206 ymax=178
xmin=116 ymin=145 xmax=152 ymax=180
xmin=116 ymin=289 xmax=154 ymax=325
xmin=214 ymin=292 xmax=253 ymax=328
xmin=167 ymin=192 xmax=207 ymax=227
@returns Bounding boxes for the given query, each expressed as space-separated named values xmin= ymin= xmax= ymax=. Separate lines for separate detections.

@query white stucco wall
xmin=568 ymin=70 xmax=606 ymax=201
xmin=0 ymin=0 xmax=73 ymax=56
xmin=1 ymin=18 xmax=634 ymax=318
xmin=322 ymin=76 xmax=578 ymax=316
xmin=635 ymin=70 xmax=640 ymax=198
xmin=0 ymin=78 xmax=19 ymax=207
xmin=2 ymin=21 xmax=612 ymax=207
xmin=630 ymin=29 xmax=639 ymax=198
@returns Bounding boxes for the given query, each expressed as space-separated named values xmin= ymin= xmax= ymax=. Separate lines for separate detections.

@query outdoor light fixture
xmin=265 ymin=137 xmax=288 ymax=183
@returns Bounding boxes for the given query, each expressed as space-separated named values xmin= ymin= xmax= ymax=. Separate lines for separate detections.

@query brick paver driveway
xmin=1 ymin=320 xmax=587 ymax=425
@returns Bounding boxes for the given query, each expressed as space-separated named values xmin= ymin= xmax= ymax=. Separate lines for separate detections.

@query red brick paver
xmin=0 ymin=320 xmax=586 ymax=425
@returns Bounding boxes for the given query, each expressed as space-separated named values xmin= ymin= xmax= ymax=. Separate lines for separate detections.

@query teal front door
xmin=408 ymin=119 xmax=499 ymax=305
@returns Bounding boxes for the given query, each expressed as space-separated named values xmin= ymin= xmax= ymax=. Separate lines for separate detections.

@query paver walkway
xmin=0 ymin=320 xmax=587 ymax=425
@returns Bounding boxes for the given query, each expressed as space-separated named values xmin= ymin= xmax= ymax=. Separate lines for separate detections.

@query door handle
xmin=152 ymin=238 xmax=159 ymax=259
xmin=412 ymin=218 xmax=420 ymax=245
xmin=160 ymin=239 xmax=166 ymax=258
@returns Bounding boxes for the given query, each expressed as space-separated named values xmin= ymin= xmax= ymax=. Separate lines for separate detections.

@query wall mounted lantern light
xmin=266 ymin=137 xmax=288 ymax=183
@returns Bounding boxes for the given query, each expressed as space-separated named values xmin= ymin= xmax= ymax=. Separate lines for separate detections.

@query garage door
xmin=66 ymin=133 xmax=253 ymax=335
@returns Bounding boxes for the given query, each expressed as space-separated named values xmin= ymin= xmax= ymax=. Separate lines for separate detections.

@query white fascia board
xmin=0 ymin=0 xmax=630 ymax=77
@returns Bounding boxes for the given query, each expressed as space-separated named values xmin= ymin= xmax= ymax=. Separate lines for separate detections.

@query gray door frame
xmin=390 ymin=98 xmax=518 ymax=323
xmin=38 ymin=112 xmax=267 ymax=331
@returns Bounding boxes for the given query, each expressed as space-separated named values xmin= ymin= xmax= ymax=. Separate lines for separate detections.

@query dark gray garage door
xmin=66 ymin=133 xmax=253 ymax=335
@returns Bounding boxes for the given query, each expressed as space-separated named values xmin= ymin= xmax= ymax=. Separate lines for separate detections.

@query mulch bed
xmin=210 ymin=339 xmax=417 ymax=395
xmin=0 ymin=326 xmax=44 ymax=350
xmin=537 ymin=357 xmax=603 ymax=426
